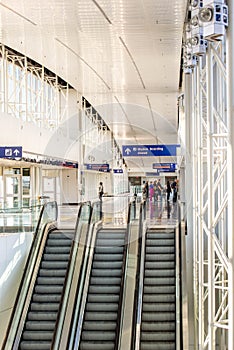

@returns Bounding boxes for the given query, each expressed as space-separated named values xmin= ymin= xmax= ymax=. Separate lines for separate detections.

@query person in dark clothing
xmin=98 ymin=182 xmax=104 ymax=201
xmin=166 ymin=180 xmax=172 ymax=201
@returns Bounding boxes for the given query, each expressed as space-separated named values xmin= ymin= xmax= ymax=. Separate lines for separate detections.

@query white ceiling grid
xmin=0 ymin=0 xmax=187 ymax=171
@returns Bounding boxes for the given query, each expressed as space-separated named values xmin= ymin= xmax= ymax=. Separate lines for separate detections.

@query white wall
xmin=0 ymin=232 xmax=33 ymax=348
xmin=61 ymin=169 xmax=78 ymax=204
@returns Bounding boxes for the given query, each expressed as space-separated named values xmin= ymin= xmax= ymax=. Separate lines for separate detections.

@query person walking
xmin=166 ymin=180 xmax=172 ymax=201
xmin=98 ymin=182 xmax=104 ymax=201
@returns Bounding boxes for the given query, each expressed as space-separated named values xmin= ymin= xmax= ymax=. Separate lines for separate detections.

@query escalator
xmin=77 ymin=228 xmax=127 ymax=350
xmin=19 ymin=228 xmax=74 ymax=350
xmin=135 ymin=228 xmax=177 ymax=350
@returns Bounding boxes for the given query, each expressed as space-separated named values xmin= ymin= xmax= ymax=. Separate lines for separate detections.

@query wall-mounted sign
xmin=122 ymin=144 xmax=180 ymax=157
xmin=113 ymin=169 xmax=123 ymax=174
xmin=0 ymin=146 xmax=22 ymax=159
xmin=152 ymin=163 xmax=176 ymax=172
xmin=86 ymin=164 xmax=110 ymax=172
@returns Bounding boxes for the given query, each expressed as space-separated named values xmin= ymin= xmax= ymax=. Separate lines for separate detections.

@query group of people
xmin=142 ymin=179 xmax=178 ymax=203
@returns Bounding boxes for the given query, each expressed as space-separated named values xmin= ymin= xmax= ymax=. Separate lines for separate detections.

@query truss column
xmin=226 ymin=2 xmax=234 ymax=348
xmin=206 ymin=43 xmax=215 ymax=350
xmin=196 ymin=57 xmax=205 ymax=349
xmin=185 ymin=71 xmax=195 ymax=349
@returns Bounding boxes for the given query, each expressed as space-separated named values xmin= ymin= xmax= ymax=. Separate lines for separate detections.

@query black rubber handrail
xmin=2 ymin=201 xmax=58 ymax=349
xmin=130 ymin=200 xmax=146 ymax=350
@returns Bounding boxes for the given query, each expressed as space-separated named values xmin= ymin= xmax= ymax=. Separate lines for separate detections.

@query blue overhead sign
xmin=113 ymin=169 xmax=123 ymax=174
xmin=86 ymin=163 xmax=110 ymax=172
xmin=122 ymin=144 xmax=180 ymax=157
xmin=0 ymin=146 xmax=22 ymax=159
xmin=152 ymin=163 xmax=176 ymax=172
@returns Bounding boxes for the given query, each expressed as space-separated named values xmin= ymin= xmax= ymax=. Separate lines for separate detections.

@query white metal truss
xmin=0 ymin=44 xmax=69 ymax=129
xmin=191 ymin=37 xmax=231 ymax=349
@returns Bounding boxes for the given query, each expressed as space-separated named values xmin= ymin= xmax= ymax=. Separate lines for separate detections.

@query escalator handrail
xmin=130 ymin=199 xmax=146 ymax=350
xmin=2 ymin=201 xmax=58 ymax=349
xmin=51 ymin=201 xmax=92 ymax=350
xmin=115 ymin=200 xmax=134 ymax=350
xmin=66 ymin=200 xmax=102 ymax=350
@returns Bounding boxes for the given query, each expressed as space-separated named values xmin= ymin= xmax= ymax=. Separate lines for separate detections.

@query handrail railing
xmin=2 ymin=201 xmax=58 ymax=350
xmin=66 ymin=200 xmax=102 ymax=350
xmin=115 ymin=200 xmax=133 ymax=349
xmin=52 ymin=201 xmax=92 ymax=350
xmin=130 ymin=200 xmax=146 ymax=350
xmin=134 ymin=200 xmax=147 ymax=350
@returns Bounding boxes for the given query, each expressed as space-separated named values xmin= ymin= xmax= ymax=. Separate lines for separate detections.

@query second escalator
xmin=79 ymin=227 xmax=127 ymax=350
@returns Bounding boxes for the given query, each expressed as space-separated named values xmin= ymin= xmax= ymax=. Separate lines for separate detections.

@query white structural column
xmin=227 ymin=1 xmax=234 ymax=348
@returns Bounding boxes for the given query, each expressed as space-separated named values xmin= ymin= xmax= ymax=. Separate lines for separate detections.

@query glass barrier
xmin=100 ymin=194 xmax=131 ymax=225
xmin=0 ymin=204 xmax=42 ymax=232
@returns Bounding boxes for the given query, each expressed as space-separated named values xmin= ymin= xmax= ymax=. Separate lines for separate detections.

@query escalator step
xmin=146 ymin=246 xmax=175 ymax=254
xmin=86 ymin=302 xmax=118 ymax=312
xmin=88 ymin=285 xmax=120 ymax=294
xmin=144 ymin=277 xmax=175 ymax=286
xmin=43 ymin=253 xmax=70 ymax=261
xmin=30 ymin=302 xmax=59 ymax=312
xmin=48 ymin=231 xmax=74 ymax=239
xmin=140 ymin=343 xmax=175 ymax=350
xmin=87 ymin=294 xmax=119 ymax=303
xmin=94 ymin=254 xmax=123 ymax=261
xmin=91 ymin=269 xmax=121 ymax=277
xmin=32 ymin=294 xmax=61 ymax=303
xmin=94 ymin=247 xmax=124 ymax=254
xmin=144 ymin=286 xmax=175 ymax=294
xmin=98 ymin=233 xmax=125 ymax=239
xmin=146 ymin=239 xmax=174 ymax=246
xmin=46 ymin=238 xmax=72 ymax=246
xmin=92 ymin=261 xmax=122 ymax=269
xmin=27 ymin=312 xmax=57 ymax=321
xmin=147 ymin=232 xmax=174 ymax=239
xmin=36 ymin=277 xmax=65 ymax=285
xmin=96 ymin=239 xmax=125 ymax=246
xmin=25 ymin=321 xmax=55 ymax=331
xmin=142 ymin=303 xmax=175 ymax=312
xmin=39 ymin=269 xmax=66 ymax=277
xmin=22 ymin=331 xmax=53 ymax=340
xmin=142 ymin=312 xmax=175 ymax=322
xmin=141 ymin=322 xmax=175 ymax=332
xmin=81 ymin=331 xmax=116 ymax=341
xmin=35 ymin=285 xmax=63 ymax=294
xmin=90 ymin=277 xmax=121 ymax=285
xmin=145 ymin=253 xmax=175 ymax=262
xmin=79 ymin=342 xmax=114 ymax=350
xmin=44 ymin=246 xmax=71 ymax=254
xmin=145 ymin=269 xmax=175 ymax=277
xmin=145 ymin=261 xmax=175 ymax=269
xmin=20 ymin=341 xmax=51 ymax=350
xmin=143 ymin=294 xmax=175 ymax=303
xmin=82 ymin=321 xmax=116 ymax=331
xmin=141 ymin=332 xmax=175 ymax=341
xmin=41 ymin=261 xmax=68 ymax=269
xmin=84 ymin=312 xmax=117 ymax=321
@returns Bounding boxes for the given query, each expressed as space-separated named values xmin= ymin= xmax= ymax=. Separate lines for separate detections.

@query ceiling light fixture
xmin=199 ymin=6 xmax=214 ymax=22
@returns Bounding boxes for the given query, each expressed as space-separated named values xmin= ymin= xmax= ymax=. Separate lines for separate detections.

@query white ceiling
xmin=0 ymin=0 xmax=187 ymax=172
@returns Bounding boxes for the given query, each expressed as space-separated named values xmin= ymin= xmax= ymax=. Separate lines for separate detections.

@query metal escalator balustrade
xmin=141 ymin=229 xmax=176 ymax=350
xmin=79 ymin=228 xmax=127 ymax=350
xmin=134 ymin=227 xmax=177 ymax=350
xmin=19 ymin=228 xmax=74 ymax=350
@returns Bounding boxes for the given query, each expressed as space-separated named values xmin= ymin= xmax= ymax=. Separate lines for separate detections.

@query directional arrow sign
xmin=0 ymin=146 xmax=22 ymax=159
xmin=122 ymin=144 xmax=180 ymax=157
